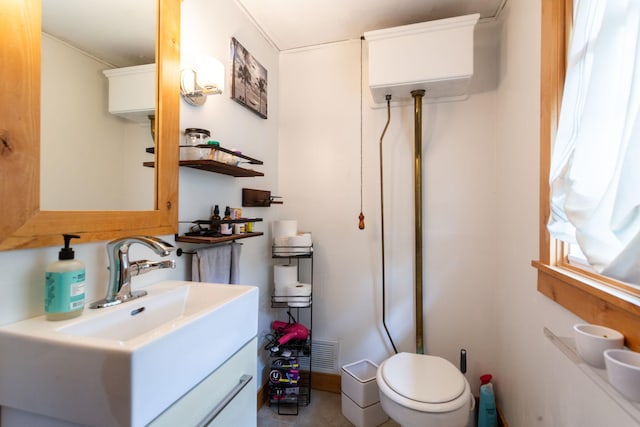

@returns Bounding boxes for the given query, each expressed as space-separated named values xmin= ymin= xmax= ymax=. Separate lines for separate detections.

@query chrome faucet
xmin=90 ymin=236 xmax=176 ymax=309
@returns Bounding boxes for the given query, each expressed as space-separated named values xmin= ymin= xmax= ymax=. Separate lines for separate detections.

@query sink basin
xmin=0 ymin=280 xmax=258 ymax=427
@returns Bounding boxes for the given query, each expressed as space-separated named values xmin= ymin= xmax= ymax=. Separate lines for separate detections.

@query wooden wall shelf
xmin=175 ymin=232 xmax=264 ymax=244
xmin=143 ymin=160 xmax=264 ymax=177
xmin=191 ymin=217 xmax=263 ymax=226
xmin=176 ymin=218 xmax=263 ymax=245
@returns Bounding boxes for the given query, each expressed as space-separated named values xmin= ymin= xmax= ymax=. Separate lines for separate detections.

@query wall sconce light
xmin=180 ymin=56 xmax=225 ymax=106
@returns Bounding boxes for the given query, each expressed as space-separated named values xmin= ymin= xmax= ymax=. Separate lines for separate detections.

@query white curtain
xmin=548 ymin=0 xmax=640 ymax=283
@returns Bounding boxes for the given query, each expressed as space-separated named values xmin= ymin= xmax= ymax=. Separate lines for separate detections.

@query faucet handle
xmin=128 ymin=259 xmax=176 ymax=277
xmin=108 ymin=235 xmax=175 ymax=257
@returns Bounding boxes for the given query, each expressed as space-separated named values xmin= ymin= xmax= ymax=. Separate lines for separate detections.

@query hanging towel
xmin=191 ymin=243 xmax=242 ymax=284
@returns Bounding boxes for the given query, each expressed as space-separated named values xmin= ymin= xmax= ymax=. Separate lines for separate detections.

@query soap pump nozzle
xmin=59 ymin=234 xmax=80 ymax=261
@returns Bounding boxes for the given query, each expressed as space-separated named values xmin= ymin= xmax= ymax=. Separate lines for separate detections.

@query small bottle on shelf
xmin=221 ymin=206 xmax=233 ymax=235
xmin=210 ymin=205 xmax=221 ymax=235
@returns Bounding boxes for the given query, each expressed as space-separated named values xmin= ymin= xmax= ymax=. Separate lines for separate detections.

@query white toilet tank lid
xmin=381 ymin=352 xmax=466 ymax=404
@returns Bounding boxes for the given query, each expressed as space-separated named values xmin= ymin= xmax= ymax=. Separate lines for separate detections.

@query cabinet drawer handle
xmin=198 ymin=374 xmax=253 ymax=426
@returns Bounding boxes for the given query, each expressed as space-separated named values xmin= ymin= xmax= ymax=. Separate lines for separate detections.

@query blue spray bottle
xmin=478 ymin=374 xmax=498 ymax=427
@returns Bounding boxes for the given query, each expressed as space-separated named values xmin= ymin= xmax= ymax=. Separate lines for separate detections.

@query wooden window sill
xmin=533 ymin=261 xmax=640 ymax=351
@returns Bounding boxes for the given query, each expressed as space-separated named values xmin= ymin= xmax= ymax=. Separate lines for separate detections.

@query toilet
xmin=377 ymin=352 xmax=473 ymax=427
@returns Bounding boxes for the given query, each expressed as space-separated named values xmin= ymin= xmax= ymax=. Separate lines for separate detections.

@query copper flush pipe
xmin=379 ymin=90 xmax=426 ymax=356
xmin=412 ymin=89 xmax=425 ymax=355
xmin=379 ymin=94 xmax=398 ymax=354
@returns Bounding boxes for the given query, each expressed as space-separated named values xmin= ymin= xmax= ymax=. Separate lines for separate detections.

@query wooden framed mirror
xmin=0 ymin=0 xmax=179 ymax=251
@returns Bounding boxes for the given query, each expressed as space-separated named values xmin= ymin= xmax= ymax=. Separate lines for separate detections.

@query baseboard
xmin=310 ymin=372 xmax=341 ymax=394
xmin=257 ymin=382 xmax=269 ymax=409
xmin=498 ymin=406 xmax=509 ymax=427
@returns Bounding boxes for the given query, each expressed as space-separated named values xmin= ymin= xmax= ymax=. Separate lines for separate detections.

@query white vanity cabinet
xmin=2 ymin=338 xmax=258 ymax=427
xmin=149 ymin=337 xmax=258 ymax=427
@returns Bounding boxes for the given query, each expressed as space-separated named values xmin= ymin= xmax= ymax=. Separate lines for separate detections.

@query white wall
xmin=278 ymin=24 xmax=500 ymax=392
xmin=494 ymin=2 xmax=638 ymax=426
xmin=179 ymin=0 xmax=280 ymax=385
xmin=40 ymin=35 xmax=154 ymax=211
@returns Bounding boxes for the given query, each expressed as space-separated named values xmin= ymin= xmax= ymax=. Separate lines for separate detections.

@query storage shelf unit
xmin=270 ymin=294 xmax=312 ymax=309
xmin=268 ymin=337 xmax=312 ymax=414
xmin=268 ymin=341 xmax=312 ymax=410
xmin=268 ymin=245 xmax=313 ymax=415
xmin=272 ymin=246 xmax=313 ymax=259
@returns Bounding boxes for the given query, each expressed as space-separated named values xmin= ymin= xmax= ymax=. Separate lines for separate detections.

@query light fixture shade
xmin=195 ymin=56 xmax=224 ymax=93
xmin=180 ymin=55 xmax=225 ymax=106
xmin=181 ymin=69 xmax=197 ymax=93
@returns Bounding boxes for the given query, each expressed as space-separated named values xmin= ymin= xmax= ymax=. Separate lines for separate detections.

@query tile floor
xmin=257 ymin=390 xmax=400 ymax=427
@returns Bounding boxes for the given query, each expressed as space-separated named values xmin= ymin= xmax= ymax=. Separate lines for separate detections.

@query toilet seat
xmin=378 ymin=352 xmax=470 ymax=413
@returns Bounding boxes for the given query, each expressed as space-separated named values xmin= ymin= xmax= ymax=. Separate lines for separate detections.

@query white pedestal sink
xmin=0 ymin=280 xmax=258 ymax=427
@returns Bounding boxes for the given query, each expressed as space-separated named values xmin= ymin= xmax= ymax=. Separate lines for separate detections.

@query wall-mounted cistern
xmin=90 ymin=236 xmax=176 ymax=309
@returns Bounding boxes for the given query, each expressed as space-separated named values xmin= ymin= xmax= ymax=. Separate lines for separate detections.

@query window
xmin=535 ymin=0 xmax=640 ymax=350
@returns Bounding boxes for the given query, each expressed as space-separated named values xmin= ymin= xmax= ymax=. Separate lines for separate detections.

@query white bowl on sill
xmin=573 ymin=324 xmax=624 ymax=368
xmin=605 ymin=349 xmax=640 ymax=402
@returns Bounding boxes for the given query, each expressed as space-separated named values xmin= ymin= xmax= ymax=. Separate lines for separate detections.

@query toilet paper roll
xmin=273 ymin=220 xmax=298 ymax=238
xmin=286 ymin=283 xmax=312 ymax=307
xmin=274 ymin=236 xmax=289 ymax=247
xmin=274 ymin=265 xmax=298 ymax=285
xmin=274 ymin=265 xmax=298 ymax=302
xmin=287 ymin=233 xmax=313 ymax=253
xmin=273 ymin=282 xmax=289 ymax=302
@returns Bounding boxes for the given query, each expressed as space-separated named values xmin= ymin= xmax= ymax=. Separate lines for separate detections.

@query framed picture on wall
xmin=230 ymin=37 xmax=268 ymax=119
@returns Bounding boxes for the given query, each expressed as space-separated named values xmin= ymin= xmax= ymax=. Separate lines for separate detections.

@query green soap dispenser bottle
xmin=45 ymin=234 xmax=86 ymax=320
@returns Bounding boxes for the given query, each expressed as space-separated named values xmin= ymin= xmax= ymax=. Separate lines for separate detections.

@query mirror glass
xmin=40 ymin=0 xmax=156 ymax=210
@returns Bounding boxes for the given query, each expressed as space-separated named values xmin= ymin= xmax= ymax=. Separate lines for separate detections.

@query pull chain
xmin=358 ymin=37 xmax=365 ymax=230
